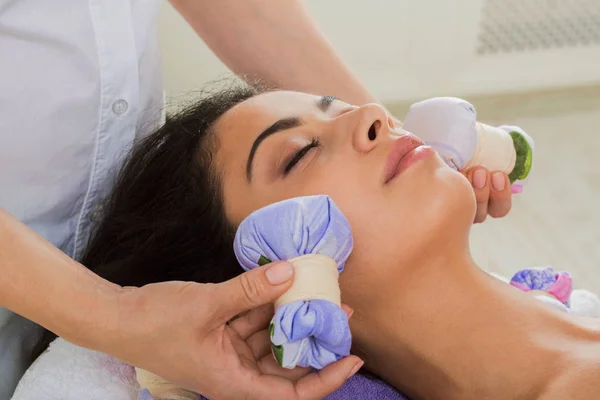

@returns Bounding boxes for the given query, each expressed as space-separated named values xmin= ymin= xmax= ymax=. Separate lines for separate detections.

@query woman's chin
xmin=431 ymin=167 xmax=476 ymax=227
xmin=403 ymin=156 xmax=475 ymax=220
xmin=392 ymin=163 xmax=475 ymax=248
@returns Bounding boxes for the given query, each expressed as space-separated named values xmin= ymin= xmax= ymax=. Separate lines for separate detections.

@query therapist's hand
xmin=463 ymin=167 xmax=513 ymax=223
xmin=107 ymin=261 xmax=363 ymax=400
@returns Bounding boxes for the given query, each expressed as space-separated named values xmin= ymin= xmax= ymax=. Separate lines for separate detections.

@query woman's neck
xmin=352 ymin=250 xmax=600 ymax=400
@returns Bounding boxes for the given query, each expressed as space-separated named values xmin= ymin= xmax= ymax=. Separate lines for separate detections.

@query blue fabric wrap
xmin=233 ymin=195 xmax=354 ymax=369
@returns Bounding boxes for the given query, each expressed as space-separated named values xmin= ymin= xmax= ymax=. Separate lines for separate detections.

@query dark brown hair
xmin=34 ymin=81 xmax=263 ymax=358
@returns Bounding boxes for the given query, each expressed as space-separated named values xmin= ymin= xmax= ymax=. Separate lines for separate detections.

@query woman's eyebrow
xmin=317 ymin=95 xmax=337 ymax=112
xmin=245 ymin=96 xmax=337 ymax=181
xmin=246 ymin=117 xmax=303 ymax=181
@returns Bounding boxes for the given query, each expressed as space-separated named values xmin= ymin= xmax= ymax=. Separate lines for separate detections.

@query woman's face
xmin=213 ymin=91 xmax=475 ymax=301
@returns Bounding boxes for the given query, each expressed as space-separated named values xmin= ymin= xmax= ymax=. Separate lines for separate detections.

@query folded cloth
xmin=234 ymin=195 xmax=354 ymax=370
xmin=510 ymin=267 xmax=572 ymax=306
xmin=570 ymin=289 xmax=600 ymax=317
xmin=324 ymin=374 xmax=409 ymax=400
xmin=12 ymin=338 xmax=139 ymax=400
xmin=509 ymin=266 xmax=600 ymax=316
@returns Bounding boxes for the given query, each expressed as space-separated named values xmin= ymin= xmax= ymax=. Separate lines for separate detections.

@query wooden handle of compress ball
xmin=464 ymin=123 xmax=516 ymax=173
xmin=275 ymin=254 xmax=341 ymax=309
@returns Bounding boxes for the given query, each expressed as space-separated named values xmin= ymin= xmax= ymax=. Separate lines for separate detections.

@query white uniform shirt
xmin=0 ymin=0 xmax=165 ymax=396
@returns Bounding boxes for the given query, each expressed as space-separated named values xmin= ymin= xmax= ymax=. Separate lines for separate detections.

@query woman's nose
xmin=350 ymin=103 xmax=390 ymax=154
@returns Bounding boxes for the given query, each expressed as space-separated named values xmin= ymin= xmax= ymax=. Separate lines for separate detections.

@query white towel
xmin=11 ymin=338 xmax=139 ymax=400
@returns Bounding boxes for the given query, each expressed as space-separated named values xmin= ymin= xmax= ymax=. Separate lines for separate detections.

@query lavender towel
xmin=233 ymin=195 xmax=354 ymax=370
xmin=324 ymin=374 xmax=409 ymax=400
xmin=140 ymin=375 xmax=409 ymax=400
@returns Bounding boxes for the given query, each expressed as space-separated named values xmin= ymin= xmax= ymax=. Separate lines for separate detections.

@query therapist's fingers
xmin=257 ymin=352 xmax=312 ymax=382
xmin=215 ymin=261 xmax=294 ymax=324
xmin=247 ymin=329 xmax=272 ymax=359
xmin=292 ymin=355 xmax=364 ymax=400
xmin=241 ymin=355 xmax=363 ymax=400
xmin=229 ymin=303 xmax=273 ymax=340
xmin=487 ymin=172 xmax=512 ymax=218
xmin=465 ymin=167 xmax=490 ymax=223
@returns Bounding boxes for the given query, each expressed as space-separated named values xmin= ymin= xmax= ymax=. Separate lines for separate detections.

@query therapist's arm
xmin=0 ymin=207 xmax=121 ymax=347
xmin=169 ymin=0 xmax=380 ymax=106
xmin=0 ymin=207 xmax=361 ymax=399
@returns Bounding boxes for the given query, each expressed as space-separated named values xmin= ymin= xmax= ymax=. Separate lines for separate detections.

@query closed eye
xmin=283 ymin=138 xmax=321 ymax=176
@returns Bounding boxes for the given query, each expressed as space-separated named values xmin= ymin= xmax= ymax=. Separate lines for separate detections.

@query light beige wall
xmin=156 ymin=0 xmax=415 ymax=105
xmin=158 ymin=1 xmax=600 ymax=109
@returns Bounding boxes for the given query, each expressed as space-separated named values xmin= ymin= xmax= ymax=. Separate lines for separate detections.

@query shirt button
xmin=112 ymin=99 xmax=128 ymax=115
xmin=90 ymin=206 xmax=104 ymax=223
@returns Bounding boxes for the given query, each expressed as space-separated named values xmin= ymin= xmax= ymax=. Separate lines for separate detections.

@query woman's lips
xmin=384 ymin=134 xmax=435 ymax=183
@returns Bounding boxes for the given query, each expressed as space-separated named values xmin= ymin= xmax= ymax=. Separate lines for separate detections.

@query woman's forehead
xmin=211 ymin=92 xmax=311 ymax=171
xmin=223 ymin=91 xmax=321 ymax=128
xmin=214 ymin=91 xmax=319 ymax=152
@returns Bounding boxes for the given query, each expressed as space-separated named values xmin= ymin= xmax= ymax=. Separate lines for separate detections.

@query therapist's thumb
xmin=217 ymin=261 xmax=294 ymax=319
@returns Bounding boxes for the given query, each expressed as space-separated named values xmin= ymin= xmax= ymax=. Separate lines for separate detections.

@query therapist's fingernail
xmin=492 ymin=172 xmax=506 ymax=191
xmin=348 ymin=360 xmax=365 ymax=379
xmin=472 ymin=169 xmax=487 ymax=190
xmin=265 ymin=262 xmax=294 ymax=285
